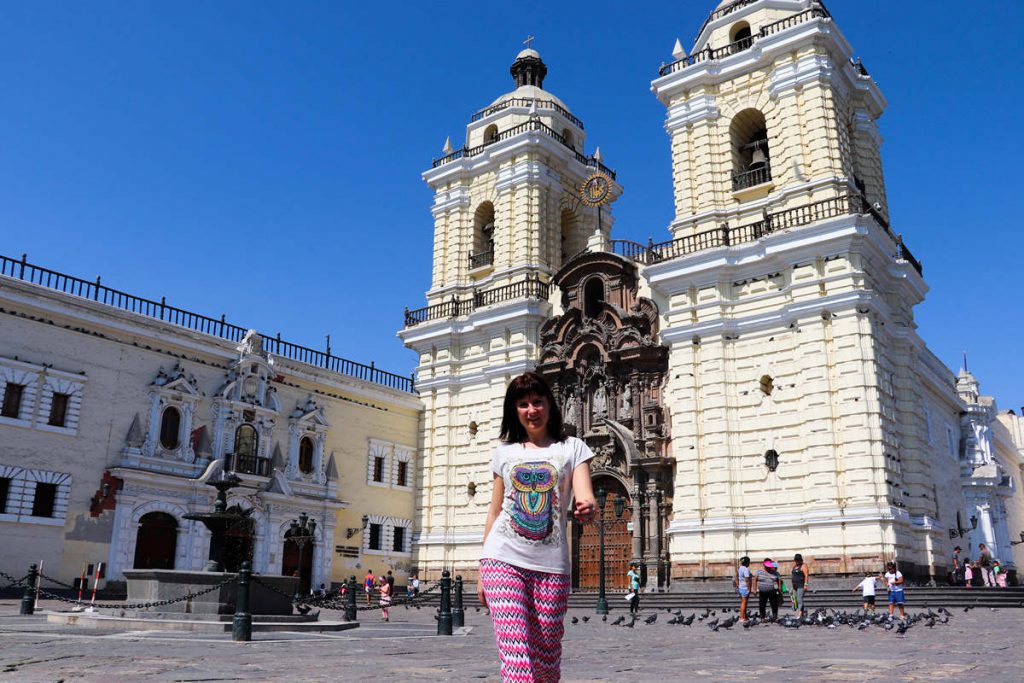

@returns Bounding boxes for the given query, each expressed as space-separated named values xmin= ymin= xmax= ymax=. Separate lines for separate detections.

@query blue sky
xmin=2 ymin=1 xmax=1021 ymax=411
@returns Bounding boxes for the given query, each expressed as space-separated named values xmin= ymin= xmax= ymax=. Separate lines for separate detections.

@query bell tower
xmin=400 ymin=47 xmax=620 ymax=578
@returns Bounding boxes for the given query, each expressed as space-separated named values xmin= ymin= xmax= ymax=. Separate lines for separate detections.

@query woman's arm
xmin=571 ymin=461 xmax=597 ymax=523
xmin=803 ymin=564 xmax=810 ymax=589
xmin=752 ymin=573 xmax=759 ymax=593
xmin=478 ymin=474 xmax=505 ymax=609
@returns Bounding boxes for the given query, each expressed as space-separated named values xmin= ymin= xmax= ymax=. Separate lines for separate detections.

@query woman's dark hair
xmin=499 ymin=372 xmax=565 ymax=443
xmin=794 ymin=553 xmax=803 ymax=563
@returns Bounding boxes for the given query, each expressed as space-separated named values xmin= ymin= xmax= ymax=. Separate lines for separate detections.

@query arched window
xmin=562 ymin=128 xmax=574 ymax=150
xmin=470 ymin=201 xmax=495 ymax=269
xmin=234 ymin=424 xmax=258 ymax=458
xmin=133 ymin=511 xmax=177 ymax=569
xmin=584 ymin=278 xmax=605 ymax=318
xmin=298 ymin=436 xmax=315 ymax=474
xmin=730 ymin=109 xmax=771 ymax=191
xmin=484 ymin=124 xmax=499 ymax=144
xmin=159 ymin=406 xmax=181 ymax=449
xmin=729 ymin=22 xmax=753 ymax=54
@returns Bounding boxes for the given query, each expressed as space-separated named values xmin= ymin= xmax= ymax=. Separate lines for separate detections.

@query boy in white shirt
xmin=853 ymin=574 xmax=877 ymax=612
xmin=880 ymin=562 xmax=906 ymax=619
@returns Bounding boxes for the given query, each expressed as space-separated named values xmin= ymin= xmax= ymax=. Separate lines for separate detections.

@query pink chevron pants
xmin=480 ymin=558 xmax=571 ymax=683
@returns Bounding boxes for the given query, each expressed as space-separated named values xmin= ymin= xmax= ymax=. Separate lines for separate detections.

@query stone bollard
xmin=452 ymin=574 xmax=465 ymax=628
xmin=437 ymin=570 xmax=453 ymax=636
xmin=345 ymin=575 xmax=357 ymax=621
xmin=20 ymin=564 xmax=37 ymax=616
xmin=232 ymin=561 xmax=252 ymax=642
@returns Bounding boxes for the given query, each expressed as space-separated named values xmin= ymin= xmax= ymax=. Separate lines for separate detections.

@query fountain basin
xmin=124 ymin=569 xmax=297 ymax=615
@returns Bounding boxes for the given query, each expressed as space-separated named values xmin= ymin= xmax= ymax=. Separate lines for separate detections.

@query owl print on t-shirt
xmin=506 ymin=461 xmax=558 ymax=541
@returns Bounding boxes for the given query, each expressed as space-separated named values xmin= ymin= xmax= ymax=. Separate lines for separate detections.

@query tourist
xmin=412 ymin=575 xmax=420 ymax=597
xmin=791 ymin=553 xmax=810 ymax=618
xmin=964 ymin=559 xmax=974 ymax=588
xmin=881 ymin=562 xmax=906 ymax=619
xmin=734 ymin=556 xmax=752 ymax=621
xmin=853 ymin=574 xmax=877 ymax=612
xmin=478 ymin=372 xmax=597 ymax=683
xmin=364 ymin=569 xmax=375 ymax=606
xmin=379 ymin=576 xmax=392 ymax=621
xmin=627 ymin=562 xmax=641 ymax=615
xmin=951 ymin=545 xmax=962 ymax=585
xmin=994 ymin=559 xmax=1008 ymax=588
xmin=386 ymin=569 xmax=395 ymax=595
xmin=752 ymin=558 xmax=781 ymax=620
xmin=977 ymin=543 xmax=995 ymax=587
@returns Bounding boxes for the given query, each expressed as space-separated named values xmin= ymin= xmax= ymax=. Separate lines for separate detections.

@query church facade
xmin=400 ymin=0 xmax=1024 ymax=586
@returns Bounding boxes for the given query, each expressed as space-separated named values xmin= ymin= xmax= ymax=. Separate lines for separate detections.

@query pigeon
xmin=475 ymin=607 xmax=481 ymax=612
xmin=682 ymin=614 xmax=695 ymax=626
xmin=624 ymin=618 xmax=635 ymax=628
xmin=611 ymin=615 xmax=625 ymax=626
xmin=644 ymin=614 xmax=658 ymax=625
xmin=720 ymin=616 xmax=738 ymax=630
xmin=742 ymin=620 xmax=753 ymax=629
xmin=582 ymin=616 xmax=590 ymax=623
xmin=925 ymin=618 xmax=936 ymax=628
xmin=857 ymin=622 xmax=869 ymax=631
xmin=571 ymin=617 xmax=579 ymax=625
xmin=602 ymin=615 xmax=607 ymax=622
xmin=896 ymin=622 xmax=911 ymax=635
xmin=963 ymin=606 xmax=972 ymax=613
xmin=295 ymin=604 xmax=311 ymax=615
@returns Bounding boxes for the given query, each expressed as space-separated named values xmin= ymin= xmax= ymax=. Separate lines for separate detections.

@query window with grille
xmin=299 ymin=437 xmax=315 ymax=474
xmin=392 ymin=526 xmax=406 ymax=553
xmin=32 ymin=482 xmax=57 ymax=518
xmin=47 ymin=392 xmax=70 ymax=427
xmin=372 ymin=456 xmax=385 ymax=483
xmin=368 ymin=523 xmax=382 ymax=550
xmin=396 ymin=460 xmax=408 ymax=487
xmin=2 ymin=383 xmax=24 ymax=418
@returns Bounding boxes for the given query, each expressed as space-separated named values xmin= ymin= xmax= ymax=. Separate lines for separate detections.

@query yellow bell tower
xmin=400 ymin=47 xmax=620 ymax=578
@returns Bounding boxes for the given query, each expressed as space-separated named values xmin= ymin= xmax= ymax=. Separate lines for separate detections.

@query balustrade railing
xmin=731 ymin=163 xmax=772 ymax=191
xmin=661 ymin=5 xmax=831 ymax=77
xmin=404 ymin=277 xmax=551 ymax=327
xmin=0 ymin=253 xmax=415 ymax=393
xmin=227 ymin=452 xmax=272 ymax=477
xmin=432 ymin=119 xmax=615 ymax=179
xmin=470 ymin=97 xmax=585 ymax=130
xmin=609 ymin=193 xmax=922 ymax=276
xmin=468 ymin=250 xmax=494 ymax=270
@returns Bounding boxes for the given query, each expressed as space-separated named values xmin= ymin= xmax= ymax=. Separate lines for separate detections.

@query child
xmin=853 ymin=574 xmax=877 ymax=612
xmin=881 ymin=562 xmax=905 ymax=619
xmin=964 ymin=559 xmax=973 ymax=588
xmin=379 ymin=577 xmax=392 ymax=621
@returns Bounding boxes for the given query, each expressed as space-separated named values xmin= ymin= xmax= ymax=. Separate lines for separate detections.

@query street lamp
xmin=595 ymin=486 xmax=626 ymax=615
xmin=288 ymin=512 xmax=316 ymax=601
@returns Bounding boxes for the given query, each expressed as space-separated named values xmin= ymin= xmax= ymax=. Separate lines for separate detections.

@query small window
xmin=2 ymin=383 xmax=25 ymax=419
xmin=373 ymin=456 xmax=385 ymax=483
xmin=368 ymin=523 xmax=382 ymax=551
xmin=584 ymin=279 xmax=605 ymax=318
xmin=392 ymin=526 xmax=406 ymax=553
xmin=396 ymin=460 xmax=408 ymax=487
xmin=32 ymin=482 xmax=58 ymax=518
xmin=47 ymin=392 xmax=70 ymax=427
xmin=0 ymin=477 xmax=10 ymax=514
xmin=160 ymin=406 xmax=181 ymax=449
xmin=484 ymin=124 xmax=499 ymax=144
xmin=299 ymin=437 xmax=315 ymax=474
xmin=235 ymin=424 xmax=258 ymax=458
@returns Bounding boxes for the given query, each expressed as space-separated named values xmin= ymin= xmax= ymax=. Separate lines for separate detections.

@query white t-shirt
xmin=884 ymin=571 xmax=903 ymax=591
xmin=857 ymin=577 xmax=876 ymax=597
xmin=480 ymin=437 xmax=595 ymax=575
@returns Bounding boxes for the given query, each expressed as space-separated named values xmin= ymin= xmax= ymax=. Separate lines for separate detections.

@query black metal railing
xmin=731 ymin=163 xmax=772 ymax=191
xmin=470 ymin=97 xmax=585 ymax=130
xmin=468 ymin=250 xmax=494 ymax=270
xmin=0 ymin=253 xmax=415 ymax=393
xmin=662 ymin=5 xmax=831 ymax=77
xmin=404 ymin=277 xmax=551 ymax=327
xmin=432 ymin=119 xmax=615 ymax=179
xmin=610 ymin=193 xmax=922 ymax=276
xmin=227 ymin=452 xmax=272 ymax=477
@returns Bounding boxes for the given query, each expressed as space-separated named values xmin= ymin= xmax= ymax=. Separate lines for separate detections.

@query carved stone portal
xmin=537 ymin=251 xmax=674 ymax=590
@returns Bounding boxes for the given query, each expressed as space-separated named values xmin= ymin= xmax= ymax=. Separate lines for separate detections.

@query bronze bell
xmin=749 ymin=146 xmax=767 ymax=171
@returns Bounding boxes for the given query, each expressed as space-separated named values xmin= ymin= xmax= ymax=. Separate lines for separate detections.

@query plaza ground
xmin=1 ymin=599 xmax=1022 ymax=682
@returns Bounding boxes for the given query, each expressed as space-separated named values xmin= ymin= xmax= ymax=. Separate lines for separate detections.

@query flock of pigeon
xmin=567 ymin=605 xmax=968 ymax=636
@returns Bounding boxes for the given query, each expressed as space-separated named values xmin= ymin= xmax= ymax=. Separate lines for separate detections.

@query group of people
xmin=951 ymin=543 xmax=1009 ymax=588
xmin=733 ymin=554 xmax=812 ymax=621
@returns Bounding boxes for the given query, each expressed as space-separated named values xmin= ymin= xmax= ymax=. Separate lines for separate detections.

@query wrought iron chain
xmin=38 ymin=572 xmax=78 ymax=590
xmin=35 ymin=575 xmax=235 ymax=610
xmin=0 ymin=570 xmax=29 ymax=588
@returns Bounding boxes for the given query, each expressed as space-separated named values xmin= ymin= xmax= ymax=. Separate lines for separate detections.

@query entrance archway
xmin=133 ymin=512 xmax=178 ymax=569
xmin=282 ymin=532 xmax=314 ymax=594
xmin=572 ymin=476 xmax=632 ymax=590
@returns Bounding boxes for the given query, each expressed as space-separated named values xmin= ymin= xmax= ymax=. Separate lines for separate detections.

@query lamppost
xmin=288 ymin=512 xmax=316 ymax=601
xmin=595 ymin=486 xmax=625 ymax=615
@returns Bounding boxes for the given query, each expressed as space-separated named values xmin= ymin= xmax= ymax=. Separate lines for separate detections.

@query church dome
xmin=487 ymin=48 xmax=575 ymax=118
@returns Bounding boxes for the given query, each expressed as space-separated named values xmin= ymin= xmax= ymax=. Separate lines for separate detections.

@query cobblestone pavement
xmin=1 ymin=599 xmax=1021 ymax=682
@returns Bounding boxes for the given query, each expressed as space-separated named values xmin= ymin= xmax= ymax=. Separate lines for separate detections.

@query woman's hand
xmin=574 ymin=497 xmax=597 ymax=523
xmin=477 ymin=581 xmax=487 ymax=609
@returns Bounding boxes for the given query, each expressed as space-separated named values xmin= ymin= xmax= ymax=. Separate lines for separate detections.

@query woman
xmin=378 ymin=576 xmax=392 ymax=622
xmin=478 ymin=372 xmax=597 ymax=683
xmin=791 ymin=553 xmax=810 ymax=617
xmin=752 ymin=558 xmax=781 ymax=620
xmin=734 ymin=556 xmax=752 ymax=621
xmin=626 ymin=563 xmax=641 ymax=615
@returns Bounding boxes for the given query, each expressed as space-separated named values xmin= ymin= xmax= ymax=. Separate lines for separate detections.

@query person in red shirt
xmin=364 ymin=569 xmax=375 ymax=606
